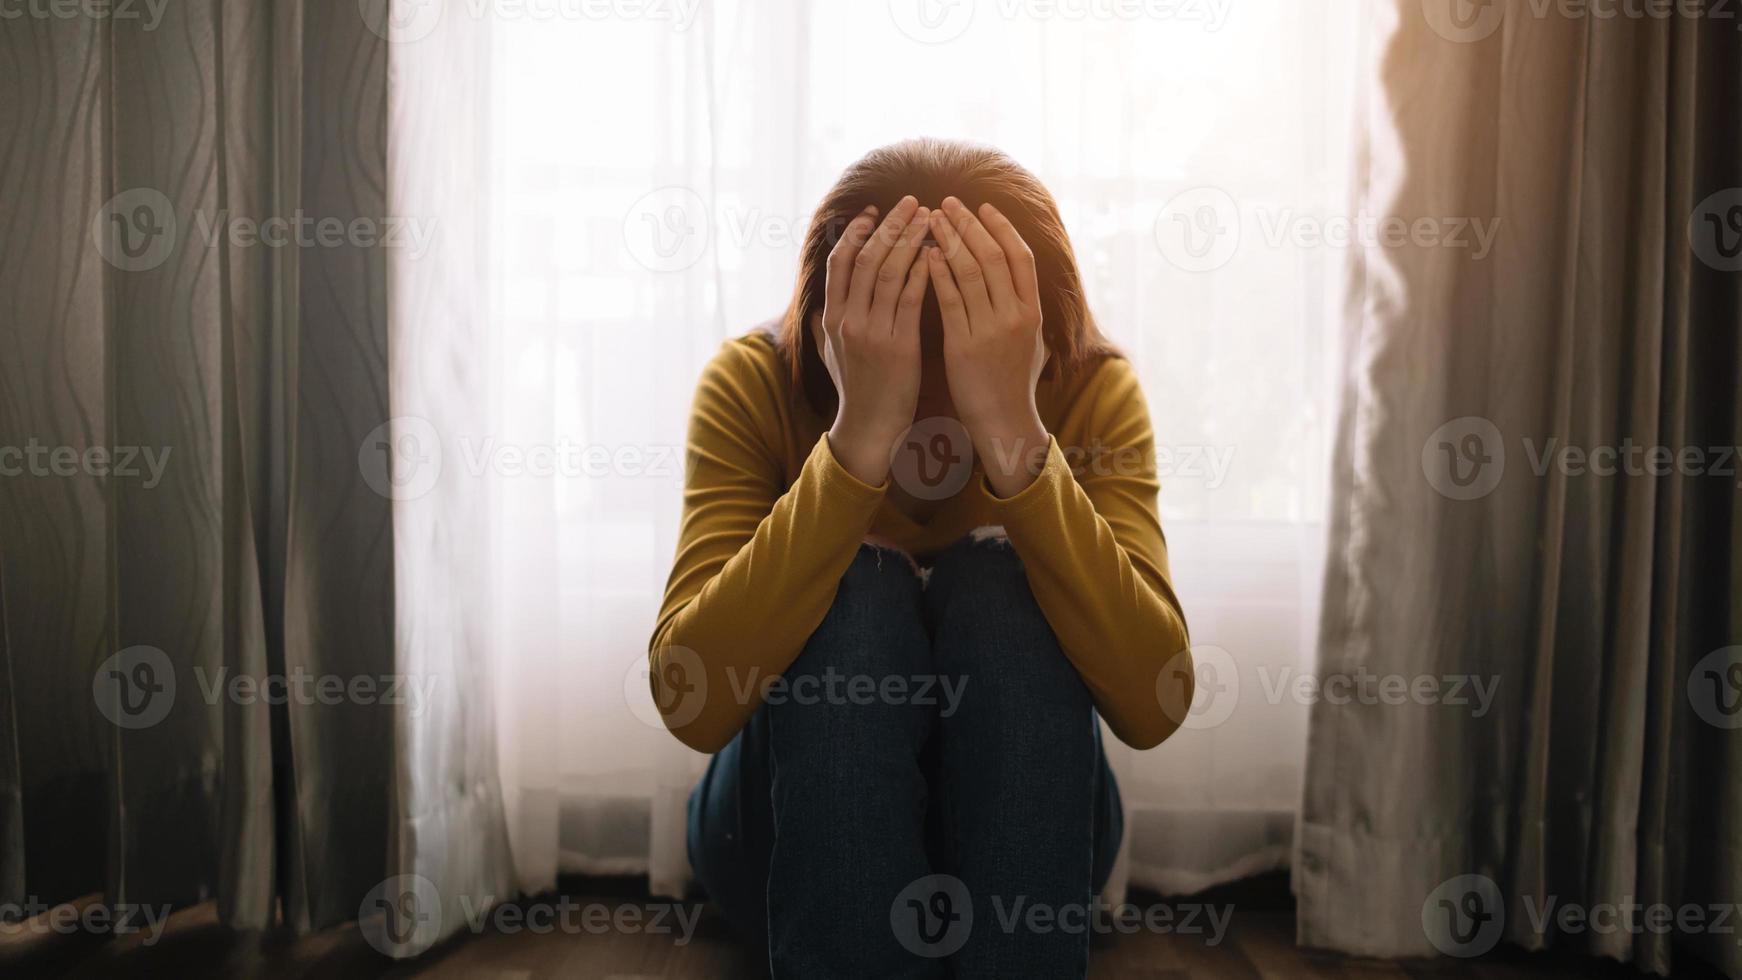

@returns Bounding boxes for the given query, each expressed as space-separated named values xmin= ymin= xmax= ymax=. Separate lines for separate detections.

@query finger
xmin=870 ymin=206 xmax=930 ymax=327
xmin=927 ymin=246 xmax=972 ymax=341
xmin=929 ymin=208 xmax=995 ymax=325
xmin=809 ymin=313 xmax=829 ymax=360
xmin=893 ymin=238 xmax=931 ymax=340
xmin=976 ymin=202 xmax=1038 ymax=308
xmin=849 ymin=196 xmax=919 ymax=314
xmin=824 ymin=206 xmax=879 ymax=325
xmin=941 ymin=196 xmax=1018 ymax=313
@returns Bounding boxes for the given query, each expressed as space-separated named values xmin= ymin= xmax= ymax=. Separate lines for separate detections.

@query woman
xmin=648 ymin=139 xmax=1193 ymax=978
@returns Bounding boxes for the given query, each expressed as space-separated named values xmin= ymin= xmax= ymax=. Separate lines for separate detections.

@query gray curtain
xmin=1297 ymin=2 xmax=1740 ymax=977
xmin=0 ymin=0 xmax=509 ymax=953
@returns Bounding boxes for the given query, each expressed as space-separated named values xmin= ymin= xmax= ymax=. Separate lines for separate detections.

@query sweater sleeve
xmin=989 ymin=358 xmax=1194 ymax=750
xmin=649 ymin=342 xmax=887 ymax=753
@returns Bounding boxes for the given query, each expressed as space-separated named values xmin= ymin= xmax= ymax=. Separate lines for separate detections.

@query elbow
xmin=1116 ymin=641 xmax=1195 ymax=751
xmin=666 ymin=718 xmax=731 ymax=755
xmin=647 ymin=634 xmax=733 ymax=754
xmin=1116 ymin=710 xmax=1186 ymax=752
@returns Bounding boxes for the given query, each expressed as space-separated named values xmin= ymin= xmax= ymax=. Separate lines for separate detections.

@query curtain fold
xmin=383 ymin=3 xmax=516 ymax=957
xmin=1297 ymin=2 xmax=1740 ymax=976
xmin=0 ymin=0 xmax=506 ymax=953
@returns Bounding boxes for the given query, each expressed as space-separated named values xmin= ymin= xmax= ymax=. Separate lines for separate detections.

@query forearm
xmin=991 ymin=438 xmax=1193 ymax=750
xmin=651 ymin=436 xmax=887 ymax=752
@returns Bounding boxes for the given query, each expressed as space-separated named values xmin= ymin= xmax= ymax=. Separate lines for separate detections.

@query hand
xmin=927 ymin=197 xmax=1050 ymax=497
xmin=815 ymin=196 xmax=933 ymax=487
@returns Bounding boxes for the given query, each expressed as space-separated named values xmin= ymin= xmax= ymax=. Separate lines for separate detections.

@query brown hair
xmin=778 ymin=138 xmax=1117 ymax=414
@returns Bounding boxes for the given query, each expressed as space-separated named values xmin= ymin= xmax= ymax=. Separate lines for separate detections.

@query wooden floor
xmin=2 ymin=876 xmax=1721 ymax=979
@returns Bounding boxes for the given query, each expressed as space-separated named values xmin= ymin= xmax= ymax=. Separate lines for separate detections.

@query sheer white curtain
xmin=483 ymin=0 xmax=1365 ymax=900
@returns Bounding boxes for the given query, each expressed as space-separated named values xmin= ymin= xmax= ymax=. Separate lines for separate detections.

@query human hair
xmin=777 ymin=138 xmax=1117 ymax=413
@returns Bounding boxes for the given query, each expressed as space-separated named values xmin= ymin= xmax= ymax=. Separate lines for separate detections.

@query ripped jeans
xmin=686 ymin=536 xmax=1123 ymax=980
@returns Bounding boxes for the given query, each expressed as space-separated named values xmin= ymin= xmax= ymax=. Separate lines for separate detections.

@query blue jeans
xmin=687 ymin=536 xmax=1123 ymax=979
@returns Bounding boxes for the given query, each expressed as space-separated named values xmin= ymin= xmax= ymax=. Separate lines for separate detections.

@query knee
xmin=926 ymin=534 xmax=1090 ymax=715
xmin=791 ymin=543 xmax=927 ymax=674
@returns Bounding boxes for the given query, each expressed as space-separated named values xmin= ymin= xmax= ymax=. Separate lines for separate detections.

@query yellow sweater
xmin=650 ymin=332 xmax=1191 ymax=754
